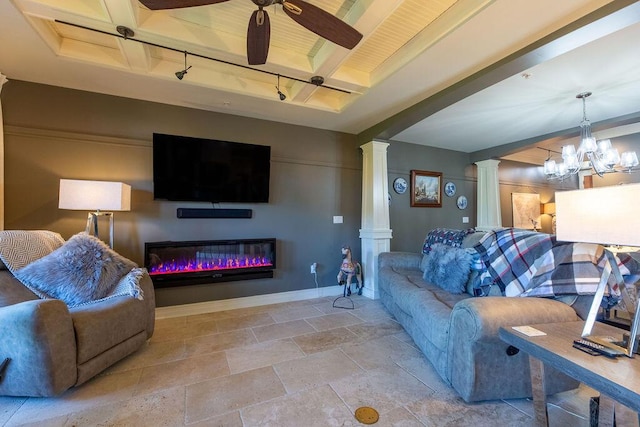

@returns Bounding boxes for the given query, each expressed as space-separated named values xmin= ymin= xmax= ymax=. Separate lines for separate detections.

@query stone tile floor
xmin=0 ymin=296 xmax=602 ymax=426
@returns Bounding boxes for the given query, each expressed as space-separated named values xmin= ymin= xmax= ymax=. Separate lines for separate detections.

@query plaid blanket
xmin=473 ymin=228 xmax=639 ymax=299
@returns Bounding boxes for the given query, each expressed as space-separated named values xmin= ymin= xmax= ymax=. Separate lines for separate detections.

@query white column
xmin=359 ymin=141 xmax=393 ymax=299
xmin=0 ymin=73 xmax=8 ymax=231
xmin=475 ymin=159 xmax=502 ymax=231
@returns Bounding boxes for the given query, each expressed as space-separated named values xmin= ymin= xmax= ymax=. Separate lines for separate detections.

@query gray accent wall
xmin=386 ymin=140 xmax=476 ymax=253
xmin=2 ymin=81 xmax=364 ymax=307
xmin=10 ymin=81 xmax=617 ymax=306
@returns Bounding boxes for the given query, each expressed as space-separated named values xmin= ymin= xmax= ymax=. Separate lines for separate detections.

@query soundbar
xmin=176 ymin=208 xmax=253 ymax=219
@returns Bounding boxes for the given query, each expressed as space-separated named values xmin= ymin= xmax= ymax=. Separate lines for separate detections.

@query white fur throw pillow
xmin=16 ymin=232 xmax=137 ymax=307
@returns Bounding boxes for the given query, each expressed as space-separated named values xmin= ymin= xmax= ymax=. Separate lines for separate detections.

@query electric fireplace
xmin=145 ymin=238 xmax=276 ymax=288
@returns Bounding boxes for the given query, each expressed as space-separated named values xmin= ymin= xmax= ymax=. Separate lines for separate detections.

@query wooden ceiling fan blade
xmin=139 ymin=0 xmax=229 ymax=10
xmin=282 ymin=0 xmax=362 ymax=49
xmin=247 ymin=9 xmax=271 ymax=65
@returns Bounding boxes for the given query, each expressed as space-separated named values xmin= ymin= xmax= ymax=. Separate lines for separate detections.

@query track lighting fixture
xmin=175 ymin=51 xmax=192 ymax=80
xmin=57 ymin=22 xmax=352 ymax=95
xmin=310 ymin=76 xmax=324 ymax=86
xmin=275 ymin=74 xmax=286 ymax=101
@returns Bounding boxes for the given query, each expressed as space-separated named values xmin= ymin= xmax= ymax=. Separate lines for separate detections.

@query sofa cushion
xmin=422 ymin=244 xmax=473 ymax=294
xmin=15 ymin=233 xmax=137 ymax=307
xmin=407 ymin=291 xmax=460 ymax=351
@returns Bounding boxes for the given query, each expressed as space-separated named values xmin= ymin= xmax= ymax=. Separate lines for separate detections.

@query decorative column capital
xmin=474 ymin=159 xmax=501 ymax=169
xmin=360 ymin=140 xmax=390 ymax=154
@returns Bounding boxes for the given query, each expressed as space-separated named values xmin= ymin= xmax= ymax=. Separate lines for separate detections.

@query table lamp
xmin=543 ymin=202 xmax=556 ymax=234
xmin=58 ymin=179 xmax=131 ymax=248
xmin=555 ymin=183 xmax=640 ymax=357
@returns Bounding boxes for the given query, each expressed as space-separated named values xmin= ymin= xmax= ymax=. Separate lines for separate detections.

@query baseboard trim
xmin=155 ymin=286 xmax=347 ymax=319
xmin=361 ymin=286 xmax=378 ymax=300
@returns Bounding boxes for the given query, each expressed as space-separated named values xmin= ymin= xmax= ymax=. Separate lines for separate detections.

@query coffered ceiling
xmin=2 ymin=0 xmax=640 ymax=163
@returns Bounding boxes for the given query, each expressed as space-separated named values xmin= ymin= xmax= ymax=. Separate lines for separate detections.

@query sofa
xmin=0 ymin=230 xmax=155 ymax=397
xmin=378 ymin=228 xmax=598 ymax=403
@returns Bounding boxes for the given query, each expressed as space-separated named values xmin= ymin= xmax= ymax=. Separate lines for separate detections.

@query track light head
xmin=175 ymin=65 xmax=192 ymax=80
xmin=175 ymin=51 xmax=192 ymax=80
xmin=275 ymin=74 xmax=286 ymax=101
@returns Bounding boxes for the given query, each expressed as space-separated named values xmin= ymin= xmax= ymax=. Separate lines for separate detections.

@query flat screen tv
xmin=153 ymin=133 xmax=271 ymax=203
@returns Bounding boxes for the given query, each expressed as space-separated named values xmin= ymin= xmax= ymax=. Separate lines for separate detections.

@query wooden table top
xmin=499 ymin=321 xmax=640 ymax=413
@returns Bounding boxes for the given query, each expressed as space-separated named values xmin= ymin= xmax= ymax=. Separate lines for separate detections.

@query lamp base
xmin=85 ymin=211 xmax=114 ymax=248
xmin=581 ymin=249 xmax=640 ymax=357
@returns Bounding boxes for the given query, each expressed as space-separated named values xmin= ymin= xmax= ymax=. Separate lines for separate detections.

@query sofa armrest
xmin=0 ymin=299 xmax=77 ymax=397
xmin=378 ymin=252 xmax=422 ymax=270
xmin=450 ymin=297 xmax=579 ymax=343
xmin=447 ymin=297 xmax=580 ymax=402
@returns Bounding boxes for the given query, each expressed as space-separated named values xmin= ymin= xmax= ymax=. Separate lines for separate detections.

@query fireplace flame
xmin=148 ymin=254 xmax=273 ymax=276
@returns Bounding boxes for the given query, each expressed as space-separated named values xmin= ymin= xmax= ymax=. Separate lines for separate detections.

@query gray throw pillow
xmin=16 ymin=232 xmax=137 ymax=307
xmin=422 ymin=243 xmax=473 ymax=294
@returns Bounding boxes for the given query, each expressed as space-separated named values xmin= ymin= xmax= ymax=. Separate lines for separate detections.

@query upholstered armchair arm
xmin=0 ymin=299 xmax=77 ymax=397
xmin=139 ymin=271 xmax=156 ymax=339
xmin=378 ymin=252 xmax=422 ymax=270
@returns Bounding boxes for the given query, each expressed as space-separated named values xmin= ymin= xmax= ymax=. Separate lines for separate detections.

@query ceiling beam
xmin=357 ymin=0 xmax=640 ymax=144
xmin=470 ymin=109 xmax=640 ymax=164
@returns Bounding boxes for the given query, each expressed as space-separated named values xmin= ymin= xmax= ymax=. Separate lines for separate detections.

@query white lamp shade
xmin=555 ymin=183 xmax=640 ymax=247
xmin=59 ymin=179 xmax=131 ymax=211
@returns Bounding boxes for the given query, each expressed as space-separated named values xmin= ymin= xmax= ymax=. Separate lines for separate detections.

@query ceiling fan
xmin=138 ymin=0 xmax=363 ymax=65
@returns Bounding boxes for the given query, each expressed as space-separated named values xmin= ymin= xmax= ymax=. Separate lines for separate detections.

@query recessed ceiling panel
xmin=344 ymin=0 xmax=457 ymax=73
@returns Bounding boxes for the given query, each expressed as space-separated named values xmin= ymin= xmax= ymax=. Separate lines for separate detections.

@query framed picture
xmin=511 ymin=193 xmax=541 ymax=229
xmin=410 ymin=170 xmax=442 ymax=207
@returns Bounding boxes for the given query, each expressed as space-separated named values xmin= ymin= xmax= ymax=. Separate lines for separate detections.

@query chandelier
xmin=544 ymin=92 xmax=639 ymax=180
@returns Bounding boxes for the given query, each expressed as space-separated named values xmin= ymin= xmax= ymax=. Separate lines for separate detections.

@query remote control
xmin=572 ymin=342 xmax=602 ymax=356
xmin=573 ymin=339 xmax=623 ymax=358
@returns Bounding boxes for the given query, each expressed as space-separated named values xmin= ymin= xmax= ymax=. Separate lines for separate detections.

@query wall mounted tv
xmin=153 ymin=133 xmax=271 ymax=203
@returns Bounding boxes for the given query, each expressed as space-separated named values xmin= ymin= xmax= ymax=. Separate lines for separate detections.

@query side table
xmin=499 ymin=321 xmax=640 ymax=427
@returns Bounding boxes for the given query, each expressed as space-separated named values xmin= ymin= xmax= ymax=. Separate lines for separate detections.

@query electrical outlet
xmin=310 ymin=262 xmax=317 ymax=274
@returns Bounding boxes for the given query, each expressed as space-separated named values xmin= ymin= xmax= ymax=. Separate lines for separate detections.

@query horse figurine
xmin=337 ymin=245 xmax=363 ymax=296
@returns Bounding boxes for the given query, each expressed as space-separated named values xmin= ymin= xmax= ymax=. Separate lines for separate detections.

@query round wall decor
xmin=456 ymin=195 xmax=468 ymax=210
xmin=393 ymin=177 xmax=407 ymax=194
xmin=444 ymin=181 xmax=456 ymax=197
